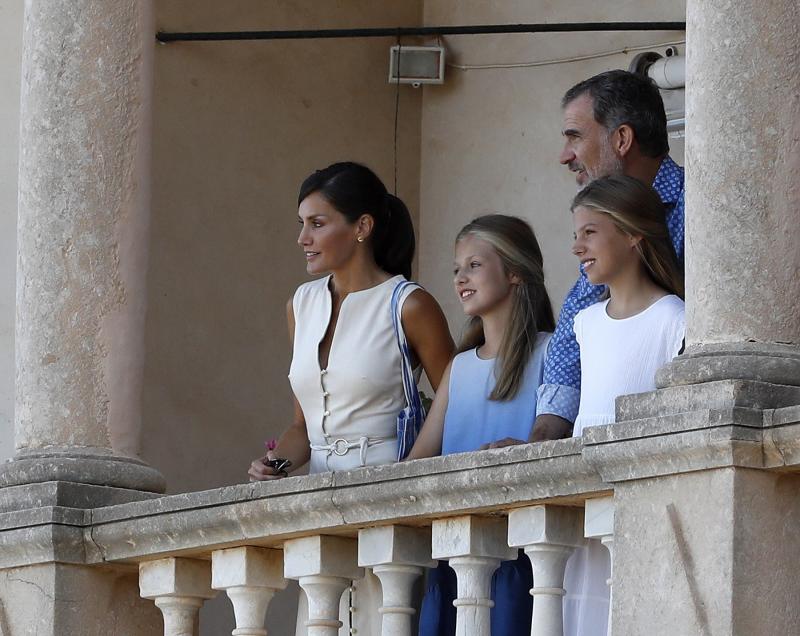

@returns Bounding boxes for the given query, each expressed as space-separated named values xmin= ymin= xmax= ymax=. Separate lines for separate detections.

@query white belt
xmin=310 ymin=436 xmax=394 ymax=467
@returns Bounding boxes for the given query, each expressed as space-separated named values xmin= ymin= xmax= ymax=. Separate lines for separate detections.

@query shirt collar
xmin=652 ymin=155 xmax=684 ymax=205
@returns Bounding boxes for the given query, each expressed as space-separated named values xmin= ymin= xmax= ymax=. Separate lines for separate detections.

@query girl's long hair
xmin=457 ymin=215 xmax=555 ymax=401
xmin=571 ymin=175 xmax=684 ymax=298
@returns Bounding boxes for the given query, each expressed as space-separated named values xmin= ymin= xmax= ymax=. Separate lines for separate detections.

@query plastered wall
xmin=0 ymin=0 xmax=23 ymax=462
xmin=418 ymin=1 xmax=685 ymax=337
xmin=144 ymin=2 xmax=424 ymax=493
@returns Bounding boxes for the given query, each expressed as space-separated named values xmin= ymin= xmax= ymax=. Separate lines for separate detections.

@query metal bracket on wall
xmin=156 ymin=22 xmax=686 ymax=43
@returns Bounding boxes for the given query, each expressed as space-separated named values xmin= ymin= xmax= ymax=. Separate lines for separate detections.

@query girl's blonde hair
xmin=456 ymin=215 xmax=555 ymax=401
xmin=571 ymin=175 xmax=684 ymax=298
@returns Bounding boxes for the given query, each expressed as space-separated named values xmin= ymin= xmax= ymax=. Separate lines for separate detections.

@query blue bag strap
xmin=391 ymin=281 xmax=423 ymax=410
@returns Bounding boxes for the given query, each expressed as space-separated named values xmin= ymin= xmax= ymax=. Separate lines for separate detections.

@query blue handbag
xmin=391 ymin=281 xmax=426 ymax=460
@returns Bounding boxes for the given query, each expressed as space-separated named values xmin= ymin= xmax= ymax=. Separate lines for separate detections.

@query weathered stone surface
xmin=584 ymin=409 xmax=765 ymax=483
xmin=0 ymin=480 xmax=162 ymax=514
xmin=685 ymin=0 xmax=800 ymax=348
xmin=507 ymin=505 xmax=582 ymax=548
xmin=616 ymin=379 xmax=800 ymax=422
xmin=0 ymin=453 xmax=166 ymax=493
xmin=358 ymin=525 xmax=434 ymax=568
xmin=87 ymin=443 xmax=606 ymax=563
xmin=139 ymin=557 xmax=216 ymax=600
xmin=284 ymin=535 xmax=362 ymax=581
xmin=14 ymin=0 xmax=163 ymax=491
xmin=211 ymin=546 xmax=285 ymax=590
xmin=612 ymin=469 xmax=800 ymax=635
xmin=657 ymin=344 xmax=800 ymax=389
xmin=432 ymin=515 xmax=515 ymax=561
xmin=0 ymin=563 xmax=161 ymax=636
xmin=0 ymin=520 xmax=86 ymax=569
xmin=762 ymin=406 xmax=800 ymax=468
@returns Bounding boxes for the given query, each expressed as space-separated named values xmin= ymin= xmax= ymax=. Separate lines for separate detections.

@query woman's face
xmin=453 ymin=235 xmax=515 ymax=317
xmin=572 ymin=205 xmax=639 ymax=286
xmin=297 ymin=192 xmax=359 ymax=275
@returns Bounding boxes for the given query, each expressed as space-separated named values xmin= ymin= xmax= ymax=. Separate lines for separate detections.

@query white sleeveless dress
xmin=289 ymin=274 xmax=418 ymax=636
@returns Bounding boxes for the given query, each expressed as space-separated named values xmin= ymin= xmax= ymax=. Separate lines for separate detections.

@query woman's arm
xmin=248 ymin=299 xmax=312 ymax=481
xmin=401 ymin=288 xmax=455 ymax=390
xmin=403 ymin=361 xmax=452 ymax=460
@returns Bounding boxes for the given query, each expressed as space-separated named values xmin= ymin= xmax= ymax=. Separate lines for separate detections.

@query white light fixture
xmin=389 ymin=45 xmax=445 ymax=86
xmin=630 ymin=47 xmax=685 ymax=137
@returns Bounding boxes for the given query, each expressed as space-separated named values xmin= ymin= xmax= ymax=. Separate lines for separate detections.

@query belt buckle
xmin=332 ymin=438 xmax=350 ymax=456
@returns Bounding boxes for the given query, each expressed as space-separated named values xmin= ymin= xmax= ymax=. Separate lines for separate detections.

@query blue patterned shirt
xmin=535 ymin=156 xmax=685 ymax=423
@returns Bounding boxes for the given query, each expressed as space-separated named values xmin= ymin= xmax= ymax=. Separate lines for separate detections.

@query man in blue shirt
xmin=531 ymin=70 xmax=685 ymax=441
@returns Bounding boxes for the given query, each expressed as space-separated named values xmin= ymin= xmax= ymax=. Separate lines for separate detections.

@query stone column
xmin=659 ymin=0 xmax=800 ymax=389
xmin=0 ymin=0 xmax=164 ymax=492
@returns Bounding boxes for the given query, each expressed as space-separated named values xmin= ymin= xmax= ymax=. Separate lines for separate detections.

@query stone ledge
xmin=762 ymin=406 xmax=800 ymax=468
xmin=584 ymin=408 xmax=767 ymax=482
xmin=616 ymin=380 xmax=800 ymax=422
xmin=87 ymin=440 xmax=604 ymax=564
xmin=0 ymin=481 xmax=163 ymax=514
xmin=0 ymin=522 xmax=87 ymax=569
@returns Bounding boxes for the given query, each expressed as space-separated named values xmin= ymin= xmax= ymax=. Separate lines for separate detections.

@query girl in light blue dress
xmin=406 ymin=214 xmax=555 ymax=636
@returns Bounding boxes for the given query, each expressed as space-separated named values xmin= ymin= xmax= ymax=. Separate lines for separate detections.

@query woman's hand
xmin=248 ymin=451 xmax=287 ymax=481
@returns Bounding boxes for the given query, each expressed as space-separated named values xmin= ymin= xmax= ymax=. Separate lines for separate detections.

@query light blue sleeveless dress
xmin=420 ymin=331 xmax=552 ymax=636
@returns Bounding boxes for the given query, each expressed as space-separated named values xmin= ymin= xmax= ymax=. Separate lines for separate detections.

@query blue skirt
xmin=418 ymin=550 xmax=533 ymax=636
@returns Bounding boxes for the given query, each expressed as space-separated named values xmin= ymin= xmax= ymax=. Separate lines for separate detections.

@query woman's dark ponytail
xmin=298 ymin=162 xmax=415 ymax=279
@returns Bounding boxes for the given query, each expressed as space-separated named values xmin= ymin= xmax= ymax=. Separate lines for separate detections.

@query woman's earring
xmin=357 ymin=236 xmax=365 ymax=243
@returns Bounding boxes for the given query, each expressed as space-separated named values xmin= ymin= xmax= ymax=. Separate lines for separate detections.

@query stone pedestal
xmin=0 ymin=0 xmax=163 ymax=493
xmin=0 ymin=563 xmax=162 ymax=636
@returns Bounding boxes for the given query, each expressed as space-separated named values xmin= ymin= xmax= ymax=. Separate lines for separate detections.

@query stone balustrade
xmin=2 ymin=397 xmax=800 ymax=634
xmin=0 ymin=436 xmax=619 ymax=635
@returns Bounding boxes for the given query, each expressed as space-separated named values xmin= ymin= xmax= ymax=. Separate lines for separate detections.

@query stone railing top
xmin=84 ymin=438 xmax=606 ymax=564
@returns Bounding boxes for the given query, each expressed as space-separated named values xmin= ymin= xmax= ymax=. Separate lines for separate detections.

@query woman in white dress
xmin=248 ymin=162 xmax=454 ymax=634
xmin=565 ymin=175 xmax=685 ymax=636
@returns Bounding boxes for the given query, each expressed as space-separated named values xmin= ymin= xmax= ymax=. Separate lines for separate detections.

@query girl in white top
xmin=565 ymin=175 xmax=686 ymax=636
xmin=247 ymin=162 xmax=454 ymax=636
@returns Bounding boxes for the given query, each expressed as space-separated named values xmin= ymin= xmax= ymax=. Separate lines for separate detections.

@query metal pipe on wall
xmin=156 ymin=22 xmax=686 ymax=43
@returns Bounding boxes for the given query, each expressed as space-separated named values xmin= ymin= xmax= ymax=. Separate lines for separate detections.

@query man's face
xmin=559 ymin=93 xmax=623 ymax=187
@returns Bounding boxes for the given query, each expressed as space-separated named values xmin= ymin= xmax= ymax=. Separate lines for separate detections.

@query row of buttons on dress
xmin=321 ymin=368 xmax=331 ymax=422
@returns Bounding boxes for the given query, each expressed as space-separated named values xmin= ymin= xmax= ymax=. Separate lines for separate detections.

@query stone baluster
xmin=431 ymin=515 xmax=515 ymax=636
xmin=584 ymin=497 xmax=615 ymax=636
xmin=358 ymin=525 xmax=435 ymax=636
xmin=211 ymin=546 xmax=287 ymax=636
xmin=284 ymin=535 xmax=363 ymax=636
xmin=139 ymin=557 xmax=217 ymax=636
xmin=508 ymin=505 xmax=582 ymax=636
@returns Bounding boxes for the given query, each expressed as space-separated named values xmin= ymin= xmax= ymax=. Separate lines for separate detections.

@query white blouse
xmin=573 ymin=294 xmax=685 ymax=436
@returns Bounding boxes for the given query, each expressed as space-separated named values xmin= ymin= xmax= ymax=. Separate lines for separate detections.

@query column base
xmin=656 ymin=342 xmax=800 ymax=388
xmin=0 ymin=448 xmax=166 ymax=493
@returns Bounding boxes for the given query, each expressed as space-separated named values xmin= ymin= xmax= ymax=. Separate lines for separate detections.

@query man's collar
xmin=652 ymin=155 xmax=684 ymax=204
